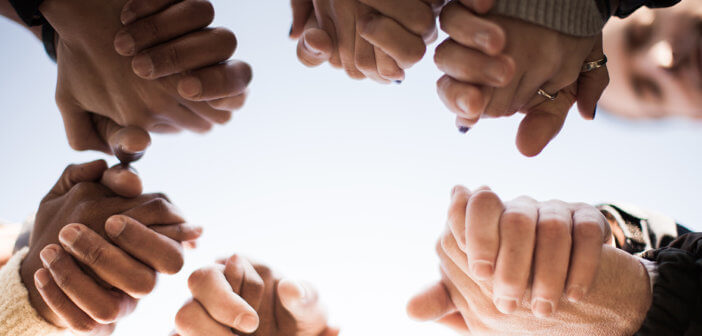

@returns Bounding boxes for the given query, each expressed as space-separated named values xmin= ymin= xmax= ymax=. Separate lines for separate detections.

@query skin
xmin=174 ymin=255 xmax=339 ymax=336
xmin=290 ymin=0 xmax=444 ymax=83
xmin=435 ymin=0 xmax=609 ymax=157
xmin=600 ymin=1 xmax=702 ymax=119
xmin=19 ymin=160 xmax=202 ymax=334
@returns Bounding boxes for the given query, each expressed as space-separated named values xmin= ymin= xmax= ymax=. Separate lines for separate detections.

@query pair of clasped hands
xmin=290 ymin=0 xmax=609 ymax=156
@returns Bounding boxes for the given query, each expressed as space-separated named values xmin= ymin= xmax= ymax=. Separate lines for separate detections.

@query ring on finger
xmin=581 ymin=55 xmax=607 ymax=73
xmin=537 ymin=89 xmax=558 ymax=101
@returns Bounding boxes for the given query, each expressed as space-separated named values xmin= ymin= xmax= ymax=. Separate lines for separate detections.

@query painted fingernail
xmin=289 ymin=25 xmax=293 ymax=37
xmin=178 ymin=77 xmax=202 ymax=99
xmin=469 ymin=261 xmax=494 ymax=280
xmin=59 ymin=226 xmax=80 ymax=246
xmin=114 ymin=31 xmax=135 ymax=56
xmin=474 ymin=31 xmax=491 ymax=51
xmin=531 ymin=298 xmax=554 ymax=317
xmin=121 ymin=1 xmax=136 ymax=25
xmin=234 ymin=313 xmax=259 ymax=333
xmin=489 ymin=64 xmax=506 ymax=85
xmin=106 ymin=216 xmax=127 ymax=238
xmin=132 ymin=54 xmax=154 ymax=78
xmin=394 ymin=80 xmax=403 ymax=84
xmin=493 ymin=296 xmax=518 ymax=314
xmin=458 ymin=126 xmax=471 ymax=134
xmin=566 ymin=286 xmax=585 ymax=302
xmin=115 ymin=145 xmax=144 ymax=164
xmin=592 ymin=107 xmax=597 ymax=119
xmin=35 ymin=270 xmax=50 ymax=289
xmin=40 ymin=247 xmax=58 ymax=265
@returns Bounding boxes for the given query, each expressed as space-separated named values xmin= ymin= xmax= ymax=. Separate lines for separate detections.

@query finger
xmin=446 ymin=185 xmax=471 ymax=250
xmin=120 ymin=196 xmax=185 ymax=225
xmin=530 ymin=200 xmax=573 ymax=317
xmin=40 ymin=245 xmax=137 ymax=324
xmin=436 ymin=312 xmax=470 ymax=333
xmin=175 ymin=299 xmax=238 ymax=336
xmin=565 ymin=204 xmax=608 ymax=302
xmin=439 ymin=1 xmax=505 ymax=55
xmin=223 ymin=255 xmax=266 ymax=311
xmin=375 ymin=48 xmax=405 ymax=82
xmin=359 ymin=0 xmax=436 ymax=39
xmin=576 ymin=35 xmax=609 ymax=120
xmin=132 ymin=28 xmax=237 ymax=80
xmin=58 ymin=108 xmax=111 ymax=153
xmin=207 ymin=91 xmax=248 ymax=111
xmin=515 ymin=86 xmax=575 ymax=157
xmin=121 ymin=0 xmax=178 ymax=25
xmin=105 ymin=215 xmax=186 ymax=274
xmin=406 ymin=281 xmax=455 ymax=321
xmin=188 ymin=266 xmax=260 ymax=333
xmin=482 ymin=71 xmax=522 ymax=118
xmin=177 ymin=60 xmax=252 ymax=103
xmin=45 ymin=160 xmax=108 ymax=201
xmin=152 ymin=224 xmax=204 ymax=244
xmin=115 ymin=0 xmax=214 ymax=56
xmin=34 ymin=268 xmax=89 ymax=331
xmin=437 ymin=75 xmax=491 ymax=120
xmin=354 ymin=7 xmax=389 ymax=84
xmin=58 ymin=224 xmax=157 ymax=298
xmin=434 ymin=39 xmax=514 ymax=87
xmin=297 ymin=27 xmax=334 ymax=67
xmin=277 ymin=279 xmax=328 ymax=328
xmin=329 ymin=0 xmax=364 ymax=79
xmin=290 ymin=0 xmax=314 ymax=39
xmin=106 ymin=126 xmax=151 ymax=164
xmin=101 ymin=164 xmax=143 ymax=198
xmin=358 ymin=12 xmax=426 ymax=70
xmin=457 ymin=0 xmax=495 ymax=14
xmin=465 ymin=189 xmax=504 ymax=281
xmin=492 ymin=196 xmax=538 ymax=314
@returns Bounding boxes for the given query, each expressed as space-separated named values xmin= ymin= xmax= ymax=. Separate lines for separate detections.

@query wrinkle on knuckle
xmin=84 ymin=244 xmax=108 ymax=267
xmin=574 ymin=220 xmax=604 ymax=241
xmin=501 ymin=211 xmax=534 ymax=233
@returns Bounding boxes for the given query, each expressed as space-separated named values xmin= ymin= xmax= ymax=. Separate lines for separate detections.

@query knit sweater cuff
xmin=0 ymin=248 xmax=65 ymax=336
xmin=491 ymin=0 xmax=605 ymax=37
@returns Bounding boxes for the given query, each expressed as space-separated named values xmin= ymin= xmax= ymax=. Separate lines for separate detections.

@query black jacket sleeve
xmin=635 ymin=233 xmax=702 ymax=336
xmin=609 ymin=0 xmax=681 ymax=18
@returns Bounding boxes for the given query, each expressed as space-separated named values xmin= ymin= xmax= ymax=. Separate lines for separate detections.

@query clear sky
xmin=1 ymin=2 xmax=701 ymax=335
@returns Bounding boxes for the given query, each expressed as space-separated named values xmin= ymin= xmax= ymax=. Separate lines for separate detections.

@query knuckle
xmin=410 ymin=10 xmax=436 ymax=37
xmin=501 ymin=211 xmax=535 ymax=232
xmin=188 ymin=267 xmax=217 ymax=291
xmin=469 ymin=190 xmax=501 ymax=209
xmin=574 ymin=220 xmax=604 ymax=241
xmin=213 ymin=27 xmax=237 ymax=57
xmin=175 ymin=301 xmax=199 ymax=332
xmin=190 ymin=0 xmax=215 ymax=24
xmin=142 ymin=19 xmax=161 ymax=42
xmin=84 ymin=243 xmax=109 ymax=266
xmin=93 ymin=302 xmax=121 ymax=323
xmin=253 ymin=264 xmax=272 ymax=279
xmin=537 ymin=216 xmax=571 ymax=241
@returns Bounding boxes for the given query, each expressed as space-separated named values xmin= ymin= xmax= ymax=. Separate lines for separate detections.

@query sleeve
xmin=0 ymin=247 xmax=66 ymax=336
xmin=635 ymin=233 xmax=702 ymax=335
xmin=613 ymin=0 xmax=681 ymax=18
xmin=491 ymin=0 xmax=606 ymax=36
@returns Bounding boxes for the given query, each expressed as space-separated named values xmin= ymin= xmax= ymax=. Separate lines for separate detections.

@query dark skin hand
xmin=19 ymin=160 xmax=200 ymax=328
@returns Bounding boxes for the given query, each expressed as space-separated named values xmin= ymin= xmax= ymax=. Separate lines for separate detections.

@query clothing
xmin=636 ymin=233 xmax=702 ymax=336
xmin=0 ymin=247 xmax=65 ymax=336
xmin=491 ymin=0 xmax=681 ymax=36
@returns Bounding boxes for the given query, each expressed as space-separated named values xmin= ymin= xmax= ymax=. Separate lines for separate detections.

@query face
xmin=601 ymin=2 xmax=702 ymax=119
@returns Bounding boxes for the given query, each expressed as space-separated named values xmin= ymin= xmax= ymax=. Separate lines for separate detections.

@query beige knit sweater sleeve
xmin=492 ymin=0 xmax=605 ymax=37
xmin=0 ymin=247 xmax=65 ymax=336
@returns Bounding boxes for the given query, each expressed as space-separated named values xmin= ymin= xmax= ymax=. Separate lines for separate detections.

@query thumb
xmin=576 ymin=35 xmax=609 ymax=120
xmin=91 ymin=114 xmax=151 ymax=164
xmin=44 ymin=160 xmax=108 ymax=201
xmin=101 ymin=164 xmax=143 ymax=198
xmin=406 ymin=281 xmax=456 ymax=321
xmin=516 ymin=86 xmax=576 ymax=157
xmin=277 ymin=279 xmax=329 ymax=334
xmin=458 ymin=0 xmax=495 ymax=14
xmin=290 ymin=0 xmax=314 ymax=39
xmin=297 ymin=27 xmax=334 ymax=68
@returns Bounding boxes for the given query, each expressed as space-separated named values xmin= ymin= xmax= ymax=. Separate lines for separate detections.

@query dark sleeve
xmin=610 ymin=0 xmax=681 ymax=18
xmin=8 ymin=0 xmax=46 ymax=26
xmin=635 ymin=233 xmax=702 ymax=336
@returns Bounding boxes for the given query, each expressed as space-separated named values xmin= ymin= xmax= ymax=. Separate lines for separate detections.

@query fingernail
xmin=493 ymin=296 xmax=518 ymax=314
xmin=35 ymin=270 xmax=50 ymax=289
xmin=394 ymin=80 xmax=403 ymax=84
xmin=302 ymin=37 xmax=322 ymax=56
xmin=289 ymin=25 xmax=293 ymax=37
xmin=531 ymin=298 xmax=554 ymax=317
xmin=132 ymin=54 xmax=153 ymax=77
xmin=115 ymin=145 xmax=145 ymax=164
xmin=114 ymin=30 xmax=135 ymax=55
xmin=40 ymin=247 xmax=58 ymax=265
xmin=178 ymin=77 xmax=202 ymax=99
xmin=566 ymin=286 xmax=585 ymax=302
xmin=474 ymin=31 xmax=491 ymax=51
xmin=194 ymin=226 xmax=204 ymax=236
xmin=106 ymin=217 xmax=127 ymax=238
xmin=121 ymin=2 xmax=136 ymax=25
xmin=592 ymin=107 xmax=597 ymax=119
xmin=469 ymin=261 xmax=494 ymax=280
xmin=59 ymin=227 xmax=80 ymax=246
xmin=489 ymin=64 xmax=506 ymax=85
xmin=234 ymin=313 xmax=259 ymax=333
xmin=458 ymin=126 xmax=471 ymax=134
xmin=457 ymin=96 xmax=470 ymax=115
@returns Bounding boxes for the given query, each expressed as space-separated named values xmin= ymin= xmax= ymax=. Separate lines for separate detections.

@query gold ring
xmin=581 ymin=55 xmax=608 ymax=73
xmin=537 ymin=89 xmax=558 ymax=101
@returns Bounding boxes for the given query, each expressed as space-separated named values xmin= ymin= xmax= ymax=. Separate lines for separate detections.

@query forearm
xmin=0 ymin=0 xmax=41 ymax=39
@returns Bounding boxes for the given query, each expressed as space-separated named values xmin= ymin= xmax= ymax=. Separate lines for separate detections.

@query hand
xmin=290 ymin=0 xmax=441 ymax=83
xmin=439 ymin=186 xmax=612 ymax=317
xmin=408 ymin=241 xmax=652 ymax=335
xmin=435 ymin=0 xmax=609 ymax=156
xmin=174 ymin=255 xmax=338 ymax=336
xmin=38 ymin=0 xmax=251 ymax=154
xmin=19 ymin=160 xmax=202 ymax=333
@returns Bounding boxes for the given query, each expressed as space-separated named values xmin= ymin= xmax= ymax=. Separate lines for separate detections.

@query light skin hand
xmin=174 ymin=255 xmax=337 ymax=336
